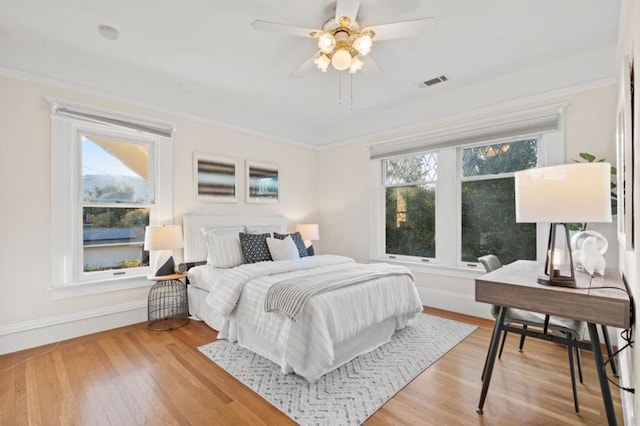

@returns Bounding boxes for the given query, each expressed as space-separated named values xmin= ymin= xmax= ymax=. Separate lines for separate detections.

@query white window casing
xmin=50 ymin=100 xmax=175 ymax=299
xmin=369 ymin=104 xmax=566 ymax=273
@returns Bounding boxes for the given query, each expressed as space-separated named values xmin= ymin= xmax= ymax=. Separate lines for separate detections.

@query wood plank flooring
xmin=0 ymin=307 xmax=624 ymax=425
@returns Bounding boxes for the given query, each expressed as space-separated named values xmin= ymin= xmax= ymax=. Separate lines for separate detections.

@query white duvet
xmin=204 ymin=255 xmax=423 ymax=382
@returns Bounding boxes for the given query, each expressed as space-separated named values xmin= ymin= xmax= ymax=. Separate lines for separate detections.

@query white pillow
xmin=266 ymin=236 xmax=300 ymax=261
xmin=201 ymin=227 xmax=245 ymax=267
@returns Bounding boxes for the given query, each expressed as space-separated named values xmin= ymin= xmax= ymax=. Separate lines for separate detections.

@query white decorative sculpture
xmin=571 ymin=230 xmax=607 ymax=276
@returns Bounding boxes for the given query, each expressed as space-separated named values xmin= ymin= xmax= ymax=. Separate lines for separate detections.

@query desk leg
xmin=481 ymin=315 xmax=502 ymax=381
xmin=588 ymin=323 xmax=617 ymax=426
xmin=477 ymin=306 xmax=506 ymax=414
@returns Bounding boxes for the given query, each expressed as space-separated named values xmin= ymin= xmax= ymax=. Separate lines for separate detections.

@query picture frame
xmin=616 ymin=55 xmax=634 ymax=250
xmin=245 ymin=161 xmax=279 ymax=204
xmin=193 ymin=153 xmax=237 ymax=203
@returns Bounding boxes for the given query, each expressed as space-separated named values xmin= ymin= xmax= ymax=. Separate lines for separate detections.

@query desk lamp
xmin=296 ymin=224 xmax=320 ymax=256
xmin=144 ymin=225 xmax=184 ymax=277
xmin=514 ymin=163 xmax=611 ymax=287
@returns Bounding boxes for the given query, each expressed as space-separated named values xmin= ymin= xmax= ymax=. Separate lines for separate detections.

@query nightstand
xmin=147 ymin=273 xmax=189 ymax=331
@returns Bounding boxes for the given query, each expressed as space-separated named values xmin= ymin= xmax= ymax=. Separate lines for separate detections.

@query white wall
xmin=617 ymin=0 xmax=640 ymax=421
xmin=0 ymin=74 xmax=319 ymax=353
xmin=318 ymin=84 xmax=618 ymax=318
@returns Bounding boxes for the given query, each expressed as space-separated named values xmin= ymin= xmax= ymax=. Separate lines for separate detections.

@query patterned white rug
xmin=198 ymin=313 xmax=477 ymax=425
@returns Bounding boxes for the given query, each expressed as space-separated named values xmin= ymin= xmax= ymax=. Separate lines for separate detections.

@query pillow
xmin=239 ymin=232 xmax=273 ymax=263
xmin=274 ymin=231 xmax=309 ymax=258
xmin=266 ymin=236 xmax=300 ymax=261
xmin=201 ymin=227 xmax=245 ymax=267
xmin=245 ymin=224 xmax=283 ymax=235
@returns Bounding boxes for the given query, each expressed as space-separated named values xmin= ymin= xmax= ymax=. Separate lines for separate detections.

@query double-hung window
xmin=371 ymin=105 xmax=566 ymax=271
xmin=50 ymin=100 xmax=175 ymax=298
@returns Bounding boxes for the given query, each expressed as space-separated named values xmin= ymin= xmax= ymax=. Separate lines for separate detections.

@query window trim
xmin=370 ymin=105 xmax=566 ymax=272
xmin=51 ymin=101 xmax=174 ymax=298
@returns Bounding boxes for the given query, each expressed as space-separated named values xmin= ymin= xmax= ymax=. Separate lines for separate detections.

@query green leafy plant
xmin=567 ymin=152 xmax=617 ymax=231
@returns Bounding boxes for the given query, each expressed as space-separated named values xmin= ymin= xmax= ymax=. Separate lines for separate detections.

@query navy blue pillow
xmin=274 ymin=232 xmax=309 ymax=258
xmin=239 ymin=232 xmax=272 ymax=263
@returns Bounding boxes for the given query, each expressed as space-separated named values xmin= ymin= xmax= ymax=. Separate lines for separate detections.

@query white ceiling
xmin=0 ymin=0 xmax=621 ymax=147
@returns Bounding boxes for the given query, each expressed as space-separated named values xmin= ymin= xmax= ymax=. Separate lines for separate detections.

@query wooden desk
xmin=475 ymin=260 xmax=630 ymax=425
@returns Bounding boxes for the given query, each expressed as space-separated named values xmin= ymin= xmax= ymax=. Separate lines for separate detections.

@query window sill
xmin=51 ymin=275 xmax=151 ymax=300
xmin=368 ymin=257 xmax=486 ymax=280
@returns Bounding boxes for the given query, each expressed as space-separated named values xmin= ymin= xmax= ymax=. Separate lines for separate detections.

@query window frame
xmin=370 ymin=106 xmax=566 ymax=273
xmin=78 ymin=131 xmax=156 ymax=282
xmin=382 ymin=151 xmax=438 ymax=262
xmin=51 ymin=104 xmax=174 ymax=299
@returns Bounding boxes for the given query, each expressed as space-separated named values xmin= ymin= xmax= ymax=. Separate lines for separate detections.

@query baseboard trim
xmin=0 ymin=300 xmax=147 ymax=355
xmin=416 ymin=287 xmax=491 ymax=320
xmin=617 ymin=335 xmax=636 ymax=425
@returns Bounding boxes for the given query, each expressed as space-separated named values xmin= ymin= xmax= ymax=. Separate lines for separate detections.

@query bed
xmin=184 ymin=215 xmax=423 ymax=382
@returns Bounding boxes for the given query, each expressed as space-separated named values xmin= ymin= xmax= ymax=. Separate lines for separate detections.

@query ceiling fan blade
xmin=335 ymin=0 xmax=362 ymax=23
xmin=251 ymin=20 xmax=319 ymax=38
xmin=367 ymin=18 xmax=435 ymax=41
xmin=361 ymin=55 xmax=383 ymax=78
xmin=290 ymin=56 xmax=316 ymax=79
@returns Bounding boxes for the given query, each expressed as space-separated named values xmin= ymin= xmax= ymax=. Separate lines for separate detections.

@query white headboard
xmin=182 ymin=215 xmax=287 ymax=263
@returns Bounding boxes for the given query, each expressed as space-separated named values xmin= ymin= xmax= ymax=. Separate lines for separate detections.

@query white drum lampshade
xmin=144 ymin=225 xmax=184 ymax=276
xmin=515 ymin=162 xmax=611 ymax=285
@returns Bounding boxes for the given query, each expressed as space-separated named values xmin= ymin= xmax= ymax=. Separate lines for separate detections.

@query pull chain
xmin=338 ymin=71 xmax=342 ymax=104
xmin=350 ymin=72 xmax=353 ymax=110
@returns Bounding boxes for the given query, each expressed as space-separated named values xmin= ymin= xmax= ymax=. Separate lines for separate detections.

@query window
xmin=81 ymin=135 xmax=152 ymax=274
xmin=51 ymin=100 xmax=174 ymax=297
xmin=384 ymin=153 xmax=437 ymax=258
xmin=460 ymin=139 xmax=538 ymax=264
xmin=370 ymin=105 xmax=566 ymax=270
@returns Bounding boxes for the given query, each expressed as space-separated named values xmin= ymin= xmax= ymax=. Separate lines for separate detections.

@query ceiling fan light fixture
xmin=353 ymin=34 xmax=372 ymax=56
xmin=331 ymin=48 xmax=352 ymax=71
xmin=317 ymin=32 xmax=336 ymax=54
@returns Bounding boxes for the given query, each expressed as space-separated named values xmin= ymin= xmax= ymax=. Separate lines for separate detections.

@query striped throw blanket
xmin=264 ymin=263 xmax=414 ymax=320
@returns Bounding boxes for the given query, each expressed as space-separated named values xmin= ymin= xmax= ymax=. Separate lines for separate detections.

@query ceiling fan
xmin=252 ymin=0 xmax=434 ymax=78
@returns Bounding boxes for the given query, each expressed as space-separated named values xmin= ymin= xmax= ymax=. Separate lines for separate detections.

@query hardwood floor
xmin=0 ymin=307 xmax=624 ymax=425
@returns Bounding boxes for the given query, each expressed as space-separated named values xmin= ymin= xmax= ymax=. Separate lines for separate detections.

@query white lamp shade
xmin=144 ymin=225 xmax=184 ymax=250
xmin=515 ymin=163 xmax=612 ymax=223
xmin=296 ymin=224 xmax=320 ymax=241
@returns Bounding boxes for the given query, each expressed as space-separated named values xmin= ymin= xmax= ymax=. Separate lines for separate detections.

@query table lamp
xmin=296 ymin=223 xmax=320 ymax=256
xmin=514 ymin=163 xmax=611 ymax=287
xmin=144 ymin=225 xmax=184 ymax=277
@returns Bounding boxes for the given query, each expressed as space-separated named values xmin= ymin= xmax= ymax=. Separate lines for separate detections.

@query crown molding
xmin=319 ymin=77 xmax=615 ymax=151
xmin=0 ymin=65 xmax=318 ymax=151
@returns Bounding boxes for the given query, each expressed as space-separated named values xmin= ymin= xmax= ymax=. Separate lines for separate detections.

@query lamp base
xmin=152 ymin=251 xmax=175 ymax=277
xmin=540 ymin=223 xmax=577 ymax=288
xmin=537 ymin=275 xmax=577 ymax=288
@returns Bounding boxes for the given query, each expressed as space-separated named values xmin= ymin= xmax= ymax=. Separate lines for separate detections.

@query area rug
xmin=198 ymin=313 xmax=477 ymax=425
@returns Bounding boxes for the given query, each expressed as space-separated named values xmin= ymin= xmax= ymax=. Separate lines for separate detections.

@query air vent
xmin=420 ymin=75 xmax=448 ymax=87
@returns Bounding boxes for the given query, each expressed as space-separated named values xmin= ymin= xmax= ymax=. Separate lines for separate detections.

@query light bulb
xmin=349 ymin=56 xmax=364 ymax=74
xmin=317 ymin=32 xmax=336 ymax=54
xmin=331 ymin=49 xmax=352 ymax=71
xmin=353 ymin=34 xmax=372 ymax=56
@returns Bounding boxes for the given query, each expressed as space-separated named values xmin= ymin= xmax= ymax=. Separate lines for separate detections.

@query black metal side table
xmin=147 ymin=273 xmax=189 ymax=331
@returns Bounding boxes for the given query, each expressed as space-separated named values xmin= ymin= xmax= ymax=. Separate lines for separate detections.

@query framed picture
xmin=246 ymin=161 xmax=279 ymax=204
xmin=193 ymin=153 xmax=237 ymax=203
xmin=616 ymin=55 xmax=634 ymax=250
